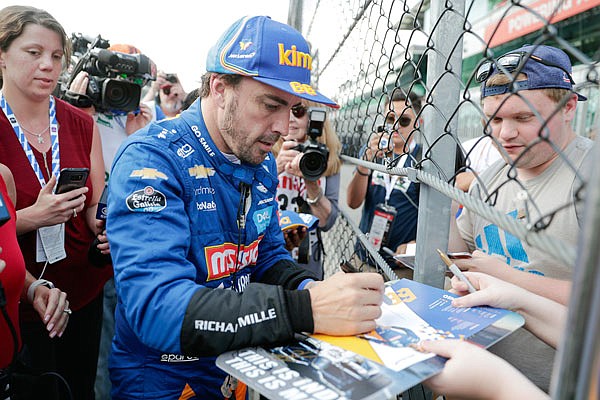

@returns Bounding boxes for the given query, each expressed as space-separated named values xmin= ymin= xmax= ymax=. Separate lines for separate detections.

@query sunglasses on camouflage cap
xmin=476 ymin=51 xmax=575 ymax=84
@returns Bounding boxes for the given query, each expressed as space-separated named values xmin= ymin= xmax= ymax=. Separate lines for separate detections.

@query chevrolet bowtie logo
xmin=188 ymin=165 xmax=216 ymax=179
xmin=130 ymin=168 xmax=168 ymax=180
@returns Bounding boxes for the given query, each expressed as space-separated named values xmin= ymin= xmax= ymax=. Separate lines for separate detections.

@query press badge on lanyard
xmin=367 ymin=174 xmax=400 ymax=251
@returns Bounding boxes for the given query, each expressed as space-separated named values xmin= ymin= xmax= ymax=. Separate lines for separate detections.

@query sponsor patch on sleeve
xmin=126 ymin=186 xmax=167 ymax=212
xmin=130 ymin=168 xmax=169 ymax=180
xmin=188 ymin=165 xmax=216 ymax=179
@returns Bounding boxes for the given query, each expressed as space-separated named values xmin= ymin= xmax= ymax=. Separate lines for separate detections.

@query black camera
xmin=62 ymin=34 xmax=156 ymax=113
xmin=161 ymin=74 xmax=179 ymax=95
xmin=293 ymin=107 xmax=329 ymax=181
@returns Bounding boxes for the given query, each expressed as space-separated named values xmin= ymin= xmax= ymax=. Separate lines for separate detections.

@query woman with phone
xmin=0 ymin=6 xmax=109 ymax=399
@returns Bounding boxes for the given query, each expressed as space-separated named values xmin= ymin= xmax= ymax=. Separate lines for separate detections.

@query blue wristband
xmin=297 ymin=279 xmax=315 ymax=290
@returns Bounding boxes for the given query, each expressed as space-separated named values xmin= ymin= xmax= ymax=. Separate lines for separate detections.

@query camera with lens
xmin=293 ymin=107 xmax=329 ymax=181
xmin=376 ymin=123 xmax=394 ymax=150
xmin=61 ymin=34 xmax=156 ymax=113
xmin=160 ymin=73 xmax=179 ymax=95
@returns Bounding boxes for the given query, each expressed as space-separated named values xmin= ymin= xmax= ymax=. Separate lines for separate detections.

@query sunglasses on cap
xmin=291 ymin=104 xmax=308 ymax=119
xmin=476 ymin=51 xmax=575 ymax=84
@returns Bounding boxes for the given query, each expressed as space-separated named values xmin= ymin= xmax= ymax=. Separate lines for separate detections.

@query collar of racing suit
xmin=179 ymin=99 xmax=279 ymax=193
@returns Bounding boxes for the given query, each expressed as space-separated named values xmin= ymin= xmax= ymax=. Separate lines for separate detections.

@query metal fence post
xmin=552 ymin=139 xmax=600 ymax=399
xmin=414 ymin=0 xmax=466 ymax=288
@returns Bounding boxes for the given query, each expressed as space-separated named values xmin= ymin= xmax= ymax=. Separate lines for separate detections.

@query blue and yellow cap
xmin=278 ymin=210 xmax=319 ymax=232
xmin=206 ymin=16 xmax=339 ymax=108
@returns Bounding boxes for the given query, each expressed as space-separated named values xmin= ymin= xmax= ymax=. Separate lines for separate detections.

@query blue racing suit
xmin=106 ymin=99 xmax=317 ymax=399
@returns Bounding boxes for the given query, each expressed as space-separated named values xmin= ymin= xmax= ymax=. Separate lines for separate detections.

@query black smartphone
xmin=55 ymin=168 xmax=89 ymax=194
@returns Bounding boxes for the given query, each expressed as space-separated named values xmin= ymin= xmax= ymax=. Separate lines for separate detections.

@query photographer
xmin=273 ymin=101 xmax=342 ymax=279
xmin=67 ymin=42 xmax=155 ymax=179
xmin=347 ymin=91 xmax=423 ymax=273
xmin=142 ymin=71 xmax=187 ymax=119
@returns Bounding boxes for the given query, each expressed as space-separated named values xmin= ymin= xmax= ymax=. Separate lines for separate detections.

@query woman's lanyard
xmin=0 ymin=93 xmax=60 ymax=186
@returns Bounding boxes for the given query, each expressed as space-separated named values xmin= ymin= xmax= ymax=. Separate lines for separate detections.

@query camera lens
xmin=102 ymin=79 xmax=141 ymax=112
xmin=299 ymin=149 xmax=328 ymax=181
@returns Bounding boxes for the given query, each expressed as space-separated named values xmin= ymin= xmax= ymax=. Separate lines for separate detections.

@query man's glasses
xmin=384 ymin=115 xmax=413 ymax=128
xmin=398 ymin=116 xmax=412 ymax=127
xmin=476 ymin=51 xmax=575 ymax=84
xmin=291 ymin=104 xmax=308 ymax=119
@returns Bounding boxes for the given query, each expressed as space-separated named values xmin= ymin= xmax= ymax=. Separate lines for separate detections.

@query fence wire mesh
xmin=294 ymin=0 xmax=600 ymax=399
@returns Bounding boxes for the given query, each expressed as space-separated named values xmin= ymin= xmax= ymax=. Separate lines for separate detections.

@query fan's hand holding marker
xmin=436 ymin=249 xmax=477 ymax=294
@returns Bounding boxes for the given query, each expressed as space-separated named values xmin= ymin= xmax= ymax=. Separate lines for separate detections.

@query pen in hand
xmin=340 ymin=261 xmax=392 ymax=304
xmin=436 ymin=249 xmax=477 ymax=294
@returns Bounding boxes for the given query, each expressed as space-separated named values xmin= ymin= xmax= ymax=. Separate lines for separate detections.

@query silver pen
xmin=436 ymin=249 xmax=477 ymax=294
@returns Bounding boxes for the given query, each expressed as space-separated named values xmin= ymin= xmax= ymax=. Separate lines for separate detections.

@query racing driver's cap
xmin=206 ymin=15 xmax=339 ymax=108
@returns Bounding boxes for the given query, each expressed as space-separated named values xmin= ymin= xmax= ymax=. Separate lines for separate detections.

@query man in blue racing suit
xmin=106 ymin=16 xmax=385 ymax=399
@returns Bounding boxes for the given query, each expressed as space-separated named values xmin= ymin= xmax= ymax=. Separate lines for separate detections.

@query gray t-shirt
xmin=457 ymin=135 xmax=593 ymax=391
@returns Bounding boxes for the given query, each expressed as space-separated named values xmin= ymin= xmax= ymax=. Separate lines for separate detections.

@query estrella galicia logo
xmin=126 ymin=186 xmax=167 ymax=212
xmin=252 ymin=206 xmax=272 ymax=234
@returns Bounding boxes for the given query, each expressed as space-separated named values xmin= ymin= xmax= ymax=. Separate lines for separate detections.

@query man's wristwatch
xmin=27 ymin=279 xmax=55 ymax=303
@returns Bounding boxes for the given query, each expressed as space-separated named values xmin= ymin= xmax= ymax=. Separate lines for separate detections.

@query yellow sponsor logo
xmin=289 ymin=82 xmax=317 ymax=96
xmin=239 ymin=41 xmax=252 ymax=50
xmin=278 ymin=43 xmax=312 ymax=70
xmin=387 ymin=287 xmax=416 ymax=304
xmin=188 ymin=165 xmax=216 ymax=179
xmin=130 ymin=168 xmax=168 ymax=180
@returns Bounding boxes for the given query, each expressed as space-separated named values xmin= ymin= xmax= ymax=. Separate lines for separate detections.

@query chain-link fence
xmin=291 ymin=0 xmax=600 ymax=399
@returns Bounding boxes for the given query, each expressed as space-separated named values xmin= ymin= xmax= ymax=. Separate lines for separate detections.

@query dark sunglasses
xmin=291 ymin=104 xmax=308 ymax=118
xmin=476 ymin=51 xmax=575 ymax=84
xmin=398 ymin=116 xmax=413 ymax=127
xmin=385 ymin=115 xmax=413 ymax=128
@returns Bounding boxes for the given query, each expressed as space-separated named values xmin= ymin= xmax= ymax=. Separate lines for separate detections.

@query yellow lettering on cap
xmin=278 ymin=43 xmax=312 ymax=70
xmin=290 ymin=82 xmax=317 ymax=96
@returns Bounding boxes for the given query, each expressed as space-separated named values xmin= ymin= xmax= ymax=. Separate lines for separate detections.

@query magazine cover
xmin=217 ymin=279 xmax=525 ymax=399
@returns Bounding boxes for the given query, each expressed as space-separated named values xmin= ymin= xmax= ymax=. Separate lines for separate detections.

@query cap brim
xmin=279 ymin=210 xmax=319 ymax=231
xmin=254 ymin=76 xmax=339 ymax=109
